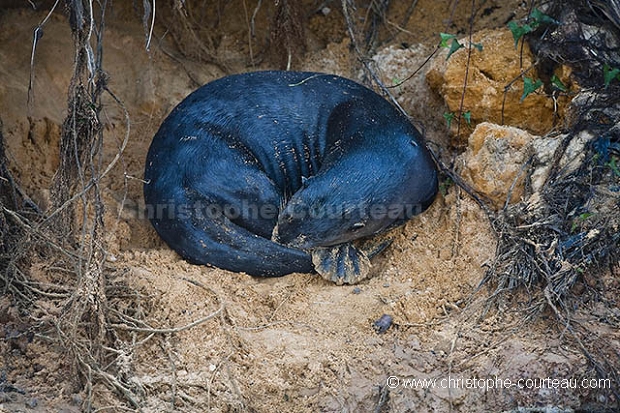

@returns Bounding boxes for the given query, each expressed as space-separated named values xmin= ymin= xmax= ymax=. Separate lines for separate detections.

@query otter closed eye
xmin=144 ymin=71 xmax=438 ymax=284
xmin=351 ymin=222 xmax=365 ymax=230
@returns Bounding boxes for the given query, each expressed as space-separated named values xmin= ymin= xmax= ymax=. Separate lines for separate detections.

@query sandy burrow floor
xmin=0 ymin=6 xmax=618 ymax=412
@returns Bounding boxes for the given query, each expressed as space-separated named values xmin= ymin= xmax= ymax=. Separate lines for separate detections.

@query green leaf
xmin=607 ymin=157 xmax=620 ymax=176
xmin=603 ymin=64 xmax=620 ymax=88
xmin=550 ymin=75 xmax=567 ymax=92
xmin=439 ymin=33 xmax=464 ymax=59
xmin=530 ymin=8 xmax=559 ymax=25
xmin=443 ymin=112 xmax=455 ymax=129
xmin=506 ymin=8 xmax=556 ymax=49
xmin=439 ymin=33 xmax=456 ymax=48
xmin=463 ymin=111 xmax=472 ymax=126
xmin=521 ymin=76 xmax=543 ymax=101
xmin=571 ymin=213 xmax=593 ymax=233
xmin=570 ymin=221 xmax=578 ymax=233
xmin=508 ymin=21 xmax=534 ymax=48
xmin=446 ymin=39 xmax=464 ymax=60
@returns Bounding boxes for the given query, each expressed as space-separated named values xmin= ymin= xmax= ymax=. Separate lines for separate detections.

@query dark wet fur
xmin=144 ymin=71 xmax=438 ymax=277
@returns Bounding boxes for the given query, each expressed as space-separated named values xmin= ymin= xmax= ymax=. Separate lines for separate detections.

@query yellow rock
xmin=427 ymin=29 xmax=572 ymax=143
xmin=459 ymin=122 xmax=538 ymax=209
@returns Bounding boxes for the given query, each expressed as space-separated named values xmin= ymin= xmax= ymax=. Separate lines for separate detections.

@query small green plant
xmin=463 ymin=110 xmax=472 ymax=126
xmin=571 ymin=212 xmax=594 ymax=233
xmin=439 ymin=33 xmax=483 ymax=60
xmin=439 ymin=33 xmax=464 ymax=60
xmin=603 ymin=64 xmax=620 ymax=88
xmin=507 ymin=21 xmax=534 ymax=47
xmin=607 ymin=157 xmax=620 ymax=176
xmin=521 ymin=76 xmax=543 ymax=101
xmin=550 ymin=75 xmax=568 ymax=92
xmin=391 ymin=76 xmax=403 ymax=93
xmin=508 ymin=7 xmax=558 ymax=48
xmin=439 ymin=177 xmax=454 ymax=197
xmin=443 ymin=111 xmax=455 ymax=128
xmin=529 ymin=8 xmax=560 ymax=25
xmin=443 ymin=111 xmax=473 ymax=128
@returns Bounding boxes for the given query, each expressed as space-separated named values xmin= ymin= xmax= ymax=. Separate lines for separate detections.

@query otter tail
xmin=145 ymin=191 xmax=314 ymax=277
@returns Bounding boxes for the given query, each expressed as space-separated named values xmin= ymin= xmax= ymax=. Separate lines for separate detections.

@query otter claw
xmin=358 ymin=238 xmax=393 ymax=260
xmin=311 ymin=243 xmax=371 ymax=285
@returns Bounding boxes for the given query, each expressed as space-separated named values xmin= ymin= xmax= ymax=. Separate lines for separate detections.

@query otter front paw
xmin=311 ymin=243 xmax=371 ymax=285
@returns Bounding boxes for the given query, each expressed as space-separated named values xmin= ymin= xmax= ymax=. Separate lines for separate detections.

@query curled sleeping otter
xmin=144 ymin=71 xmax=438 ymax=284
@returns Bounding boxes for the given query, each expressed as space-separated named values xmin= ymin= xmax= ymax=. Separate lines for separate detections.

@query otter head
xmin=272 ymin=174 xmax=377 ymax=249
xmin=272 ymin=144 xmax=438 ymax=250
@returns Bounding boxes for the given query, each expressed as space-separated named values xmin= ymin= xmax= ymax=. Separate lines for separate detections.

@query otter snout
xmin=272 ymin=222 xmax=311 ymax=249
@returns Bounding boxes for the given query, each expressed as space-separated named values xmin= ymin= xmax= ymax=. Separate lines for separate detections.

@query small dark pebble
xmin=26 ymin=397 xmax=38 ymax=409
xmin=352 ymin=287 xmax=362 ymax=294
xmin=373 ymin=314 xmax=393 ymax=334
